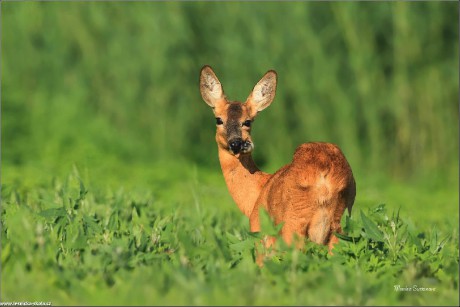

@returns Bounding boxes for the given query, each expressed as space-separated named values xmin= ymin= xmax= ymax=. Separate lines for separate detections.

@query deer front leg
xmin=249 ymin=205 xmax=277 ymax=247
xmin=249 ymin=206 xmax=277 ymax=266
xmin=249 ymin=204 xmax=261 ymax=233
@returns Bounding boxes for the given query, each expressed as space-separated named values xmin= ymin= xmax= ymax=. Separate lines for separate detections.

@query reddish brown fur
xmin=199 ymin=65 xmax=356 ymax=253
xmin=250 ymin=142 xmax=355 ymax=248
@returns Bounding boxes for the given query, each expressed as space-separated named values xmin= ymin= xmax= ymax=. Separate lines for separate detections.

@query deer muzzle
xmin=229 ymin=138 xmax=253 ymax=155
xmin=229 ymin=138 xmax=243 ymax=154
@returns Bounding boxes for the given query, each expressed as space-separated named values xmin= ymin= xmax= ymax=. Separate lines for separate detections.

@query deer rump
xmin=252 ymin=142 xmax=356 ymax=246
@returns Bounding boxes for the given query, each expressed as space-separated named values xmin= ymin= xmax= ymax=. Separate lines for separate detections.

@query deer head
xmin=199 ymin=65 xmax=277 ymax=157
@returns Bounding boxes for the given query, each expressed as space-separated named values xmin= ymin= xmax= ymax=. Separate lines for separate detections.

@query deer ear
xmin=200 ymin=65 xmax=225 ymax=108
xmin=246 ymin=70 xmax=277 ymax=117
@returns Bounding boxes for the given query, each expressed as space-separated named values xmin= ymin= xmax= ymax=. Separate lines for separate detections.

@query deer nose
xmin=229 ymin=138 xmax=242 ymax=154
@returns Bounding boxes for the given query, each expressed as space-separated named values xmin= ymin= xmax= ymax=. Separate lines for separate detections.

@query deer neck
xmin=218 ymin=147 xmax=271 ymax=217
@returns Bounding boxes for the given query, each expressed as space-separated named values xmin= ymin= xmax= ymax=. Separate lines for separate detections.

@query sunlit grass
xmin=2 ymin=1 xmax=458 ymax=305
xmin=1 ymin=167 xmax=458 ymax=305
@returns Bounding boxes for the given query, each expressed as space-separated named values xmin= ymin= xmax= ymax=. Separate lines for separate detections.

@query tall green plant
xmin=2 ymin=1 xmax=458 ymax=182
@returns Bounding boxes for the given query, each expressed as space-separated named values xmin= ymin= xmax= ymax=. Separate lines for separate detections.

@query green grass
xmin=2 ymin=1 xmax=458 ymax=305
xmin=1 ymin=164 xmax=458 ymax=306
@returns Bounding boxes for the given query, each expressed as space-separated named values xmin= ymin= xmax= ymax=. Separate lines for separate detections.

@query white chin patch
xmin=241 ymin=142 xmax=254 ymax=154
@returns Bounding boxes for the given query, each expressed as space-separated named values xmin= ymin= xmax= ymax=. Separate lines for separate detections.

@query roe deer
xmin=199 ymin=65 xmax=356 ymax=252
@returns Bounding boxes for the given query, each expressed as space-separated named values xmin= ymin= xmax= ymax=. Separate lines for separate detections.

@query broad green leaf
xmin=229 ymin=239 xmax=254 ymax=253
xmin=107 ymin=210 xmax=120 ymax=231
xmin=39 ymin=207 xmax=67 ymax=218
xmin=83 ymin=215 xmax=101 ymax=234
xmin=334 ymin=232 xmax=361 ymax=242
xmin=360 ymin=210 xmax=384 ymax=242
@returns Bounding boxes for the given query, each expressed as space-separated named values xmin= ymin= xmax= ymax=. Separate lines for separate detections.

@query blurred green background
xmin=3 ymin=1 xmax=458 ymax=188
xmin=3 ymin=1 xmax=458 ymax=185
xmin=3 ymin=1 xmax=459 ymax=223
xmin=2 ymin=1 xmax=459 ymax=305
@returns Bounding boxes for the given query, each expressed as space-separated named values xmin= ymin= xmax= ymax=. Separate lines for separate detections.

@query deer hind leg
xmin=307 ymin=207 xmax=332 ymax=245
xmin=250 ymin=208 xmax=308 ymax=266
xmin=254 ymin=235 xmax=278 ymax=267
xmin=280 ymin=221 xmax=307 ymax=249
xmin=305 ymin=209 xmax=347 ymax=256
xmin=327 ymin=197 xmax=350 ymax=253
xmin=327 ymin=224 xmax=343 ymax=254
xmin=328 ymin=231 xmax=340 ymax=251
xmin=255 ymin=222 xmax=307 ymax=267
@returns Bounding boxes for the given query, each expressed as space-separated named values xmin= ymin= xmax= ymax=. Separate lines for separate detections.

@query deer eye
xmin=216 ymin=117 xmax=223 ymax=125
xmin=242 ymin=120 xmax=252 ymax=127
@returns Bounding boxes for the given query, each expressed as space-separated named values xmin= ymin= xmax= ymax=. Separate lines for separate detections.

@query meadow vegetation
xmin=2 ymin=1 xmax=458 ymax=305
